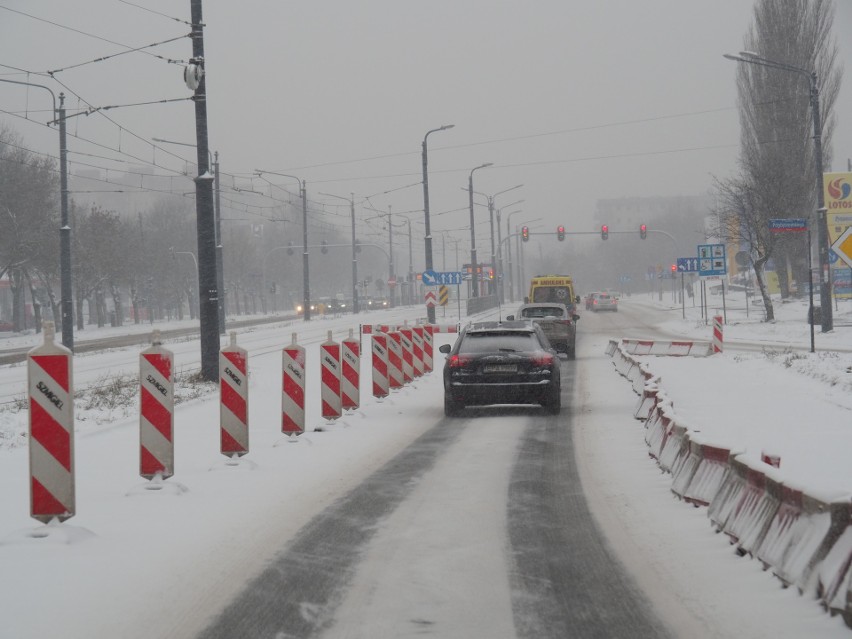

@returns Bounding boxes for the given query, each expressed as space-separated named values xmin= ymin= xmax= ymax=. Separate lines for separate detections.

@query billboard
xmin=824 ymin=172 xmax=852 ymax=244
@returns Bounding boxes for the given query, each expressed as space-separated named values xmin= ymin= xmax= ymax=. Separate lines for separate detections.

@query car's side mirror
xmin=439 ymin=344 xmax=451 ymax=354
xmin=573 ymin=314 xmax=580 ymax=321
xmin=506 ymin=315 xmax=514 ymax=321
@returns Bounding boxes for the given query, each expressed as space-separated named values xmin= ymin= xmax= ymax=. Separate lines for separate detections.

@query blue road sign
xmin=677 ymin=257 xmax=699 ymax=272
xmin=421 ymin=269 xmax=439 ymax=286
xmin=422 ymin=270 xmax=464 ymax=286
xmin=697 ymin=243 xmax=727 ymax=277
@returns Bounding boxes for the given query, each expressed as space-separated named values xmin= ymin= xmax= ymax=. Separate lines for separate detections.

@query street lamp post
xmin=320 ymin=191 xmax=359 ymax=313
xmin=505 ymin=209 xmax=525 ymax=302
xmin=422 ymin=124 xmax=455 ymax=322
xmin=724 ymin=50 xmax=832 ymax=332
xmin=467 ymin=163 xmax=492 ymax=297
xmin=1 ymin=79 xmax=73 ymax=349
xmin=256 ymin=170 xmax=310 ymax=321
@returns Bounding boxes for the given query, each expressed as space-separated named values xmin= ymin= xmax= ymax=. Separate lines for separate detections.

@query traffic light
xmin=640 ymin=224 xmax=647 ymax=240
xmin=557 ymin=225 xmax=565 ymax=241
xmin=601 ymin=224 xmax=609 ymax=240
xmin=522 ymin=226 xmax=529 ymax=242
xmin=488 ymin=268 xmax=494 ymax=280
xmin=321 ymin=239 xmax=328 ymax=254
xmin=671 ymin=264 xmax=677 ymax=273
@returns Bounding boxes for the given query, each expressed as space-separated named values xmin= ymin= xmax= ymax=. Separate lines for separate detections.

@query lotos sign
xmin=824 ymin=172 xmax=852 ymax=244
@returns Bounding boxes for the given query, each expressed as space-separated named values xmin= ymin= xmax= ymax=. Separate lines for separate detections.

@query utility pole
xmin=189 ymin=0 xmax=220 ymax=381
xmin=214 ymin=151 xmax=225 ymax=334
xmin=58 ymin=93 xmax=73 ymax=350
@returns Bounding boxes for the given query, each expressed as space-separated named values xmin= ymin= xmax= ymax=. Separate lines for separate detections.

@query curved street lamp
xmin=724 ymin=50 xmax=832 ymax=332
xmin=467 ymin=163 xmax=493 ymax=297
xmin=422 ymin=124 xmax=455 ymax=322
xmin=0 ymin=79 xmax=72 ymax=349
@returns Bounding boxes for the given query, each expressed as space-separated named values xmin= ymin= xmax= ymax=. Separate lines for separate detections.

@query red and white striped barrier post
xmin=220 ymin=332 xmax=248 ymax=458
xmin=27 ymin=321 xmax=75 ymax=523
xmin=341 ymin=329 xmax=360 ymax=411
xmin=422 ymin=324 xmax=434 ymax=373
xmin=371 ymin=333 xmax=390 ymax=399
xmin=387 ymin=331 xmax=404 ymax=390
xmin=282 ymin=333 xmax=306 ymax=437
xmin=712 ymin=315 xmax=723 ymax=353
xmin=139 ymin=330 xmax=175 ymax=480
xmin=398 ymin=325 xmax=414 ymax=384
xmin=411 ymin=325 xmax=425 ymax=378
xmin=320 ymin=331 xmax=342 ymax=421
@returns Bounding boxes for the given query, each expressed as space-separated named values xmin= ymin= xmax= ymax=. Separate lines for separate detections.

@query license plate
xmin=484 ymin=364 xmax=517 ymax=373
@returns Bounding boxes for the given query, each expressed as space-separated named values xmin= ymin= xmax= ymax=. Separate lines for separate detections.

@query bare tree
xmin=716 ymin=0 xmax=842 ymax=319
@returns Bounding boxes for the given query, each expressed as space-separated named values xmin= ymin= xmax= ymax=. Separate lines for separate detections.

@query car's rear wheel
xmin=541 ymin=382 xmax=561 ymax=414
xmin=444 ymin=393 xmax=464 ymax=417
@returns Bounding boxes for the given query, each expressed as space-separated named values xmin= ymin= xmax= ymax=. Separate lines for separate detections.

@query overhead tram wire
xmin=0 ymin=4 xmax=187 ymax=66
xmin=117 ymin=0 xmax=194 ymax=27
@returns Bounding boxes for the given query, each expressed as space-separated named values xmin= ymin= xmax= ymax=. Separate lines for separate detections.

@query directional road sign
xmin=421 ymin=270 xmax=463 ymax=286
xmin=676 ymin=257 xmax=699 ymax=273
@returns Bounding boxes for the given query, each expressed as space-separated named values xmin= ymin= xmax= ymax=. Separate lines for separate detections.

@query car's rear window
xmin=459 ymin=332 xmax=540 ymax=353
xmin=520 ymin=306 xmax=564 ymax=319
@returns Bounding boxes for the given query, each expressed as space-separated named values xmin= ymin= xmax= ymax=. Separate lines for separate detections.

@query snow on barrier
xmin=219 ymin=332 xmax=249 ymax=457
xmin=608 ymin=339 xmax=852 ymax=629
xmin=671 ymin=440 xmax=732 ymax=507
xmin=139 ymin=331 xmax=175 ymax=480
xmin=27 ymin=322 xmax=75 ymax=523
xmin=341 ymin=329 xmax=360 ymax=411
xmin=619 ymin=338 xmax=712 ymax=357
xmin=320 ymin=331 xmax=342 ymax=422
xmin=371 ymin=333 xmax=390 ymax=399
xmin=282 ymin=333 xmax=306 ymax=437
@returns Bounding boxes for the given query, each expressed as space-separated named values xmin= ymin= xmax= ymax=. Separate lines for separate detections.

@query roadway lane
xmin=195 ymin=342 xmax=672 ymax=638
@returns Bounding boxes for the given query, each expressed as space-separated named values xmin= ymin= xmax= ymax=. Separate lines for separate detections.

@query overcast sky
xmin=1 ymin=1 xmax=850 ymax=264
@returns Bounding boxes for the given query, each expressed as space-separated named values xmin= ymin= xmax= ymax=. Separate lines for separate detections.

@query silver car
xmin=506 ymin=302 xmax=578 ymax=359
xmin=590 ymin=292 xmax=618 ymax=312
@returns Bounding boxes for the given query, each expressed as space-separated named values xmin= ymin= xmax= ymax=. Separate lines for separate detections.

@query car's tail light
xmin=557 ymin=319 xmax=572 ymax=326
xmin=447 ymin=354 xmax=472 ymax=368
xmin=529 ymin=352 xmax=554 ymax=367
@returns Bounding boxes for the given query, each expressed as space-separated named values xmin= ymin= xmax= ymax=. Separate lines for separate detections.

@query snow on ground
xmin=0 ymin=293 xmax=850 ymax=637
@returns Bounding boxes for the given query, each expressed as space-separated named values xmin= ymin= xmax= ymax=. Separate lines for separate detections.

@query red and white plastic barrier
xmin=411 ymin=326 xmax=425 ymax=377
xmin=282 ymin=333 xmax=306 ymax=436
xmin=619 ymin=338 xmax=712 ymax=357
xmin=422 ymin=324 xmax=434 ymax=373
xmin=430 ymin=323 xmax=460 ymax=333
xmin=139 ymin=330 xmax=175 ymax=480
xmin=712 ymin=315 xmax=723 ymax=353
xmin=27 ymin=322 xmax=75 ymax=523
xmin=371 ymin=333 xmax=390 ymax=399
xmin=341 ymin=329 xmax=360 ymax=411
xmin=320 ymin=331 xmax=342 ymax=421
xmin=220 ymin=332 xmax=249 ymax=457
xmin=387 ymin=331 xmax=404 ymax=390
xmin=398 ymin=326 xmax=414 ymax=384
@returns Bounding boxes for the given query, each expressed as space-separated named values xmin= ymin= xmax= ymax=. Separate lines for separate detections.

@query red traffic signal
xmin=557 ymin=225 xmax=565 ymax=241
xmin=671 ymin=263 xmax=677 ymax=272
xmin=640 ymin=224 xmax=647 ymax=240
xmin=601 ymin=224 xmax=609 ymax=240
xmin=522 ymin=226 xmax=529 ymax=242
